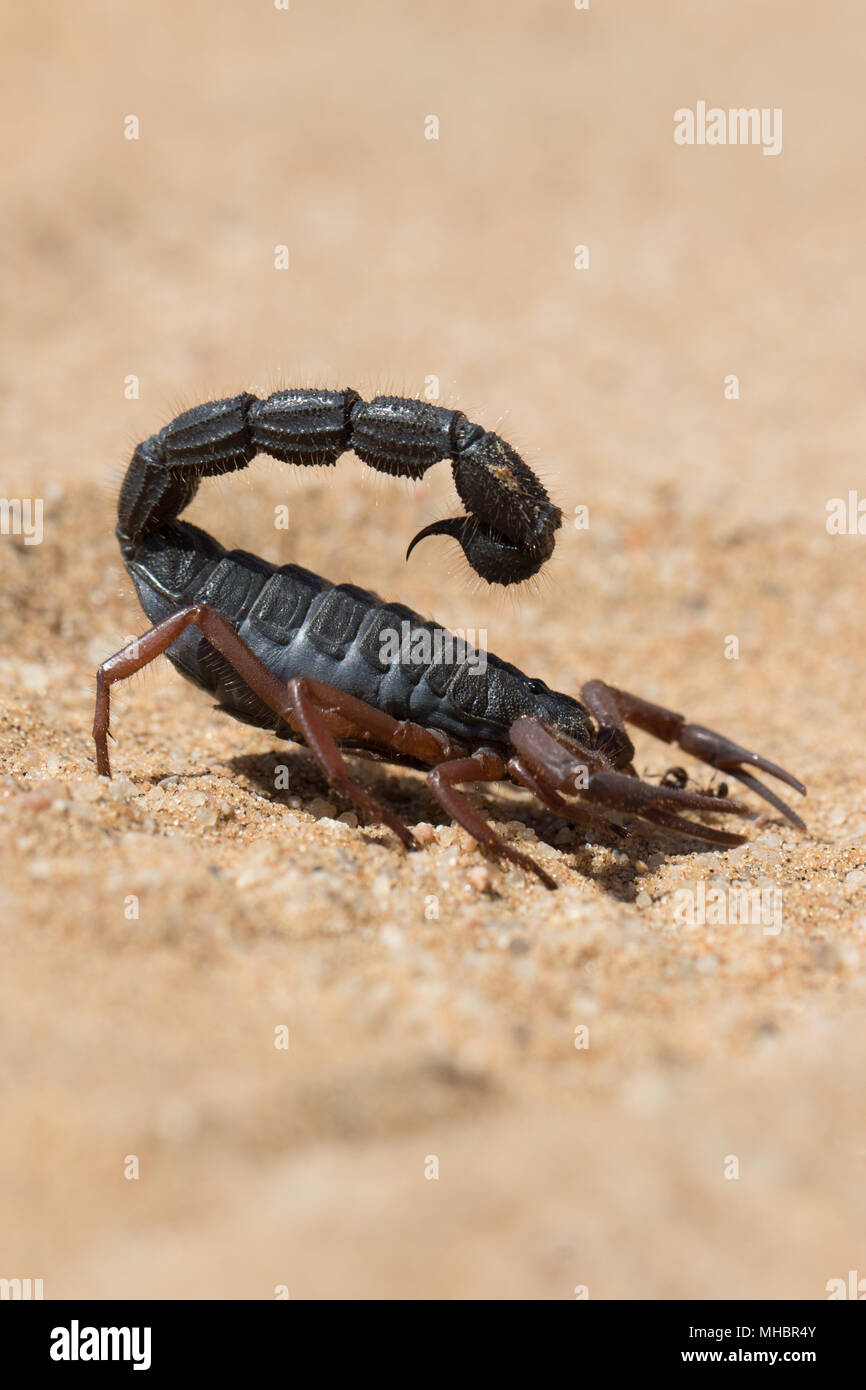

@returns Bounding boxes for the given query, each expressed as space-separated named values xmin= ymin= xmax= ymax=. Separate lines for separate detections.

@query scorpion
xmin=94 ymin=388 xmax=806 ymax=890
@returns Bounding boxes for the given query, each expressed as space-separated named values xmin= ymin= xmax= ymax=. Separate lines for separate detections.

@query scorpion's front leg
xmin=580 ymin=681 xmax=807 ymax=828
xmin=507 ymin=756 xmax=629 ymax=839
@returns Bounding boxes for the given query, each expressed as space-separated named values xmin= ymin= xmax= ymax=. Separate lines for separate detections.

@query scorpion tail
xmin=117 ymin=390 xmax=562 ymax=587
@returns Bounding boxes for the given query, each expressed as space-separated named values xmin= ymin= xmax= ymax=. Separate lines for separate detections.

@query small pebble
xmin=35 ymin=779 xmax=67 ymax=801
xmin=316 ymin=816 xmax=349 ymax=834
xmin=71 ymin=779 xmax=102 ymax=803
xmin=106 ymin=777 xmax=135 ymax=802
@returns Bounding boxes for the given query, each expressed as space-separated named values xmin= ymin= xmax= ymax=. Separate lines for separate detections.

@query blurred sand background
xmin=1 ymin=0 xmax=864 ymax=1299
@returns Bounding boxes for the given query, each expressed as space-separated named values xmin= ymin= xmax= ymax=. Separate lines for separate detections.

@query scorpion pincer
xmin=94 ymin=389 xmax=806 ymax=890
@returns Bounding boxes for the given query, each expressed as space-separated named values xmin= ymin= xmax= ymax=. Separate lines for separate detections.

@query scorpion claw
xmin=583 ymin=770 xmax=752 ymax=823
xmin=634 ymin=808 xmax=749 ymax=848
xmin=722 ymin=768 xmax=807 ymax=831
xmin=678 ymin=723 xmax=806 ymax=827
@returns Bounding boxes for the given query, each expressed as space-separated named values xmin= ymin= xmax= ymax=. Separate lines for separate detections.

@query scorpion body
xmin=123 ymin=517 xmax=594 ymax=755
xmin=95 ymin=390 xmax=806 ymax=890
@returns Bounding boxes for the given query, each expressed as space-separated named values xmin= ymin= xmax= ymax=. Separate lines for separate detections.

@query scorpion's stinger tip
xmin=406 ymin=516 xmax=467 ymax=562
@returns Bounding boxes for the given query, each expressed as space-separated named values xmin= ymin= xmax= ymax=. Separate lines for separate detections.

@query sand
xmin=0 ymin=0 xmax=864 ymax=1299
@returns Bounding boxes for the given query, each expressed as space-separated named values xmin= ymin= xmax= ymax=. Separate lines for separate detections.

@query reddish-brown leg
xmin=94 ymin=606 xmax=469 ymax=852
xmin=94 ymin=604 xmax=291 ymax=778
xmin=427 ymin=749 xmax=557 ymax=890
xmin=581 ymin=680 xmax=806 ymax=828
xmin=507 ymin=755 xmax=628 ymax=838
xmin=286 ymin=676 xmax=461 ymax=850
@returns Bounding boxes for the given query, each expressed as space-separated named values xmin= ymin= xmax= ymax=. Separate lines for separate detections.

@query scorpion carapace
xmin=97 ymin=392 xmax=807 ymax=891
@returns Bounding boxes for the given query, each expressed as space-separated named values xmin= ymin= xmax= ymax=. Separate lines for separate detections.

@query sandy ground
xmin=1 ymin=1 xmax=865 ymax=1300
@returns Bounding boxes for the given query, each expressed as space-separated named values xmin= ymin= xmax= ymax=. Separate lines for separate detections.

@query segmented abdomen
xmin=124 ymin=521 xmax=571 ymax=747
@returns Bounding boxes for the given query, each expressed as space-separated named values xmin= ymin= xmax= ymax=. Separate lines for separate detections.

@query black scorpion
xmin=94 ymin=389 xmax=806 ymax=890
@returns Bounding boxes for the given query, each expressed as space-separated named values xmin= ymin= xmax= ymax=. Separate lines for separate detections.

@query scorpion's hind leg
xmin=94 ymin=613 xmax=436 ymax=852
xmin=94 ymin=604 xmax=304 ymax=779
xmin=580 ymin=681 xmax=807 ymax=829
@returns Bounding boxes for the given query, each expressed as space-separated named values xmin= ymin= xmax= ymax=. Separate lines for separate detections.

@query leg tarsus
xmin=429 ymin=751 xmax=558 ymax=890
